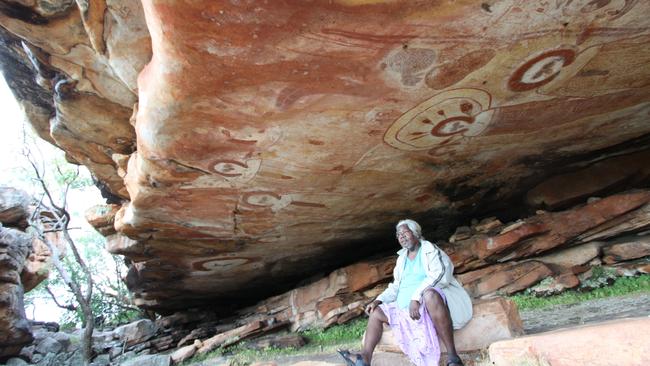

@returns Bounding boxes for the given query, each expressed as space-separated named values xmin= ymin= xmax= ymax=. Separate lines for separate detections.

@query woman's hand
xmin=409 ymin=300 xmax=420 ymax=320
xmin=365 ymin=300 xmax=382 ymax=316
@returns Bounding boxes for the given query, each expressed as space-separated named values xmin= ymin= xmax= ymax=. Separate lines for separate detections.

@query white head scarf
xmin=396 ymin=219 xmax=423 ymax=240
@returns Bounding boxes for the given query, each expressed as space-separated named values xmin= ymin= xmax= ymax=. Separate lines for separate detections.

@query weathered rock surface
xmin=0 ymin=188 xmax=30 ymax=228
xmin=0 ymin=206 xmax=34 ymax=359
xmin=450 ymin=191 xmax=650 ymax=272
xmin=0 ymin=188 xmax=65 ymax=360
xmin=375 ymin=297 xmax=523 ymax=353
xmin=114 ymin=319 xmax=156 ymax=347
xmin=489 ymin=317 xmax=650 ymax=366
xmin=3 ymin=1 xmax=650 ymax=313
xmin=602 ymin=236 xmax=650 ymax=264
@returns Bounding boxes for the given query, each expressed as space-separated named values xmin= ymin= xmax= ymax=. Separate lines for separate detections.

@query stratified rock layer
xmin=2 ymin=1 xmax=650 ymax=311
xmin=0 ymin=227 xmax=33 ymax=359
xmin=0 ymin=188 xmax=34 ymax=359
xmin=0 ymin=188 xmax=65 ymax=359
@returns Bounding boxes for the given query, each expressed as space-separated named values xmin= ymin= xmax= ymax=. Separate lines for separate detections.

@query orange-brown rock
xmin=450 ymin=191 xmax=650 ymax=272
xmin=535 ymin=242 xmax=603 ymax=269
xmin=488 ymin=317 xmax=650 ymax=366
xmin=375 ymin=297 xmax=523 ymax=353
xmin=85 ymin=204 xmax=121 ymax=236
xmin=20 ymin=233 xmax=65 ymax=292
xmin=602 ymin=236 xmax=650 ymax=264
xmin=0 ymin=188 xmax=67 ymax=359
xmin=458 ymin=261 xmax=553 ymax=298
xmin=527 ymin=150 xmax=650 ymax=210
xmin=3 ymin=0 xmax=650 ymax=312
xmin=0 ymin=227 xmax=33 ymax=359
xmin=246 ymin=256 xmax=395 ymax=331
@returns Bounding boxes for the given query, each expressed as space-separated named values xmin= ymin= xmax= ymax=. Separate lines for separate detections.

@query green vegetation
xmin=181 ymin=317 xmax=369 ymax=365
xmin=26 ymin=230 xmax=143 ymax=330
xmin=510 ymin=273 xmax=650 ymax=310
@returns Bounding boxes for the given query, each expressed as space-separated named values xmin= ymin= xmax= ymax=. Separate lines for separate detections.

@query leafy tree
xmin=19 ymin=135 xmax=141 ymax=364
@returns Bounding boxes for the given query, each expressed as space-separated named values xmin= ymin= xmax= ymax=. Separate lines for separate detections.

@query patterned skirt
xmin=378 ymin=288 xmax=446 ymax=366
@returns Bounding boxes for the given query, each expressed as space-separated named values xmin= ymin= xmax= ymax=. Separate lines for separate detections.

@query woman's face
xmin=396 ymin=225 xmax=418 ymax=250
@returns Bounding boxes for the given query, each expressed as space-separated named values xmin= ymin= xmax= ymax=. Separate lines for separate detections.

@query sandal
xmin=446 ymin=354 xmax=465 ymax=366
xmin=337 ymin=349 xmax=369 ymax=366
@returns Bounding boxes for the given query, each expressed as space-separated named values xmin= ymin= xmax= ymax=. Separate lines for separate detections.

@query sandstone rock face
xmin=3 ymin=1 xmax=650 ymax=311
xmin=489 ymin=317 xmax=650 ymax=366
xmin=0 ymin=228 xmax=33 ymax=359
xmin=0 ymin=188 xmax=30 ymax=228
xmin=602 ymin=236 xmax=650 ymax=264
xmin=0 ymin=188 xmax=65 ymax=359
xmin=374 ymin=297 xmax=524 ymax=353
xmin=0 ymin=188 xmax=36 ymax=359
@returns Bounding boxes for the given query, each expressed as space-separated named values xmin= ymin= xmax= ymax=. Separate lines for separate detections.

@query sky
xmin=0 ymin=74 xmax=107 ymax=323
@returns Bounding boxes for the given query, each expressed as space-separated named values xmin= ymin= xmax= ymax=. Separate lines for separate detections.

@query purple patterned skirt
xmin=378 ymin=288 xmax=446 ymax=366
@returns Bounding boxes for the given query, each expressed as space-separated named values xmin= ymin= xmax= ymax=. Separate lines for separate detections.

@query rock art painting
xmin=193 ymin=257 xmax=252 ymax=272
xmin=508 ymin=49 xmax=577 ymax=92
xmin=213 ymin=159 xmax=262 ymax=181
xmin=384 ymin=89 xmax=494 ymax=151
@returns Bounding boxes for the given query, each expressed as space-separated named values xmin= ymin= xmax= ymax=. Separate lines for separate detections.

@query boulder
xmin=114 ymin=319 xmax=156 ymax=346
xmin=0 ymin=228 xmax=34 ymax=359
xmin=18 ymin=345 xmax=34 ymax=361
xmin=0 ymin=188 xmax=31 ymax=228
xmin=602 ymin=236 xmax=650 ymax=264
xmin=528 ymin=272 xmax=580 ymax=296
xmin=35 ymin=337 xmax=63 ymax=355
xmin=252 ymin=334 xmax=306 ymax=350
xmin=489 ymin=317 xmax=650 ymax=366
xmin=374 ymin=297 xmax=523 ymax=353
xmin=535 ymin=242 xmax=603 ymax=269
xmin=170 ymin=344 xmax=196 ymax=364
xmin=5 ymin=358 xmax=29 ymax=366
xmin=85 ymin=204 xmax=121 ymax=236
xmin=121 ymin=354 xmax=171 ymax=366
xmin=458 ymin=261 xmax=553 ymax=298
xmin=50 ymin=332 xmax=71 ymax=352
xmin=474 ymin=217 xmax=503 ymax=234
xmin=449 ymin=226 xmax=472 ymax=243
xmin=90 ymin=354 xmax=111 ymax=366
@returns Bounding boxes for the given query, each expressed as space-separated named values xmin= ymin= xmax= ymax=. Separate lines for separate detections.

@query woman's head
xmin=396 ymin=219 xmax=422 ymax=250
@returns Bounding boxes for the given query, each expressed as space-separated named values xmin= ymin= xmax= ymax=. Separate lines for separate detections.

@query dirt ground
xmin=519 ymin=292 xmax=650 ymax=334
xmin=194 ymin=292 xmax=650 ymax=366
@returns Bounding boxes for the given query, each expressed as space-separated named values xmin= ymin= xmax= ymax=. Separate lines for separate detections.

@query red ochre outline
xmin=383 ymin=88 xmax=493 ymax=151
xmin=508 ymin=49 xmax=577 ymax=92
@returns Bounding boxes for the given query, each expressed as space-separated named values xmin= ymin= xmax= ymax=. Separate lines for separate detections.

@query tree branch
xmin=45 ymin=286 xmax=77 ymax=311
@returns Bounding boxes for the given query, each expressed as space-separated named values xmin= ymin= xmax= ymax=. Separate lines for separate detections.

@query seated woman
xmin=338 ymin=219 xmax=472 ymax=366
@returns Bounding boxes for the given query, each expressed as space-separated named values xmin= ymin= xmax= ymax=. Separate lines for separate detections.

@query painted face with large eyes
xmin=396 ymin=225 xmax=418 ymax=251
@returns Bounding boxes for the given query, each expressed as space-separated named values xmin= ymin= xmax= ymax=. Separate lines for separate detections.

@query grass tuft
xmin=509 ymin=274 xmax=650 ymax=310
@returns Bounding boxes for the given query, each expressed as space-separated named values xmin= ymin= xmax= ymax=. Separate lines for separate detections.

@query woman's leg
xmin=422 ymin=289 xmax=462 ymax=365
xmin=361 ymin=306 xmax=388 ymax=364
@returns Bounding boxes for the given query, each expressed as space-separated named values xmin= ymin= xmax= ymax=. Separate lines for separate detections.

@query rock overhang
xmin=2 ymin=0 xmax=650 ymax=311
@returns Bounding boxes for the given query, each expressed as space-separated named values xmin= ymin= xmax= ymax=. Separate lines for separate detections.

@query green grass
xmin=181 ymin=317 xmax=369 ymax=365
xmin=301 ymin=317 xmax=367 ymax=346
xmin=510 ymin=274 xmax=650 ymax=310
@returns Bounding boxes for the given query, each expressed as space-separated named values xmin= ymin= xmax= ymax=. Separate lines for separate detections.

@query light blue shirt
xmin=396 ymin=247 xmax=427 ymax=309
